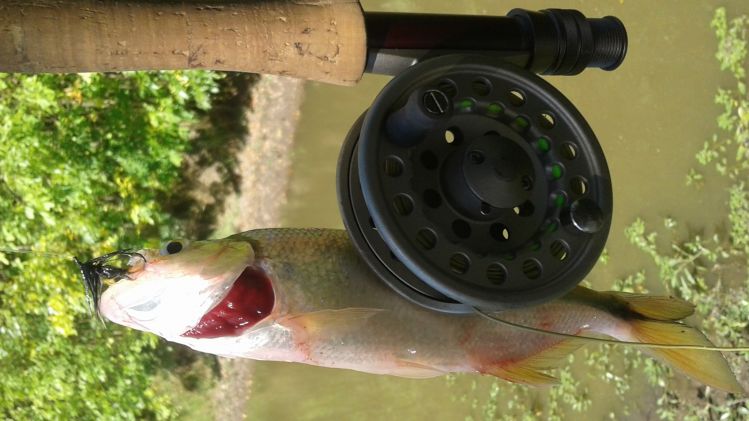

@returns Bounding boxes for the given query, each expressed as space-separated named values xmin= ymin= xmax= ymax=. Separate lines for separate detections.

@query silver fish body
xmin=100 ymin=228 xmax=742 ymax=391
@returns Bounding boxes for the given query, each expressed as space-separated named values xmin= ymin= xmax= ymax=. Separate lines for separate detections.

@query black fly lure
xmin=74 ymin=250 xmax=145 ymax=319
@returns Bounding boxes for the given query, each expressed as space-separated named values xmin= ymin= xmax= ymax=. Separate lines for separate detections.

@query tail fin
xmin=614 ymin=292 xmax=744 ymax=394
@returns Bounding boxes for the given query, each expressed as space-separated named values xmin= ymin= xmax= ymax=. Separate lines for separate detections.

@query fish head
xmin=99 ymin=237 xmax=270 ymax=339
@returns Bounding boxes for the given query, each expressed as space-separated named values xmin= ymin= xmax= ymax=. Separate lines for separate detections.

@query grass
xmin=152 ymin=359 xmax=218 ymax=421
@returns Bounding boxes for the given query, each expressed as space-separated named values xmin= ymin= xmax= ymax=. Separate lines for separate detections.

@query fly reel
xmin=338 ymin=55 xmax=614 ymax=313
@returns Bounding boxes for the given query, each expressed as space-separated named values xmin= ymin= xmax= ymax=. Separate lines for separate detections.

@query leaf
xmin=0 ymin=70 xmax=221 ymax=419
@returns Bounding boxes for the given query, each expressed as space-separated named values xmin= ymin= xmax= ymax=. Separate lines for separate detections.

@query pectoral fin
xmin=281 ymin=308 xmax=384 ymax=336
xmin=393 ymin=359 xmax=446 ymax=378
xmin=484 ymin=365 xmax=559 ymax=386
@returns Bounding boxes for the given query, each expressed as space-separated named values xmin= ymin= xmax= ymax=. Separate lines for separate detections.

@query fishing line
xmin=474 ymin=307 xmax=749 ymax=352
xmin=0 ymin=247 xmax=74 ymax=259
xmin=0 ymin=247 xmax=132 ymax=324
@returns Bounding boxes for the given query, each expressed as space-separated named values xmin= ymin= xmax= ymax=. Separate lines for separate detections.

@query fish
xmin=97 ymin=228 xmax=743 ymax=392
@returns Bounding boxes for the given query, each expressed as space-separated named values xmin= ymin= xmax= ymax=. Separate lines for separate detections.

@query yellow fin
xmin=282 ymin=308 xmax=384 ymax=336
xmin=480 ymin=339 xmax=584 ymax=386
xmin=630 ymin=320 xmax=744 ymax=394
xmin=485 ymin=365 xmax=559 ymax=386
xmin=394 ymin=359 xmax=445 ymax=379
xmin=521 ymin=339 xmax=586 ymax=371
xmin=611 ymin=292 xmax=695 ymax=320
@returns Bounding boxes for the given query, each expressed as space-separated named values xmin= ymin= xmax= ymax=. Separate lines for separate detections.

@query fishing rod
xmin=0 ymin=1 xmax=626 ymax=312
xmin=0 ymin=3 xmax=624 ymax=83
xmin=365 ymin=9 xmax=625 ymax=76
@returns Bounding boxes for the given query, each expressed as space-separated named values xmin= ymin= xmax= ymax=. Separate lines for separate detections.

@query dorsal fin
xmin=610 ymin=292 xmax=695 ymax=320
xmin=280 ymin=308 xmax=384 ymax=336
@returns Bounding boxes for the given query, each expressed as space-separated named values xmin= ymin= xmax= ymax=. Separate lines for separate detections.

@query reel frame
xmin=338 ymin=55 xmax=613 ymax=312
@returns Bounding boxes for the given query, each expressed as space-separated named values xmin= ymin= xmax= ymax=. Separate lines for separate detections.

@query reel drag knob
xmin=338 ymin=55 xmax=612 ymax=312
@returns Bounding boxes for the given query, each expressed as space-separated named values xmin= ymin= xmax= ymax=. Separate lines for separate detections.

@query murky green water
xmin=248 ymin=1 xmax=749 ymax=419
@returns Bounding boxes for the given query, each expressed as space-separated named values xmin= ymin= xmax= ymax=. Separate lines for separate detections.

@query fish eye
xmin=161 ymin=241 xmax=184 ymax=256
xmin=166 ymin=241 xmax=182 ymax=254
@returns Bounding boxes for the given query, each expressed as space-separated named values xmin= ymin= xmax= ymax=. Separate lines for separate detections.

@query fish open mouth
xmin=181 ymin=266 xmax=275 ymax=339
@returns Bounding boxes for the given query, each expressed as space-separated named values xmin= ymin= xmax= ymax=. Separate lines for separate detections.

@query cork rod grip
xmin=0 ymin=0 xmax=367 ymax=85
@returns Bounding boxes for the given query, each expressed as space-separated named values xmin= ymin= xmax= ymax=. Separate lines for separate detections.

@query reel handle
xmin=0 ymin=0 xmax=367 ymax=86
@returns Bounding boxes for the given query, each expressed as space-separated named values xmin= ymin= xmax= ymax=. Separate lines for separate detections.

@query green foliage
xmin=624 ymin=218 xmax=726 ymax=301
xmin=692 ymin=8 xmax=749 ymax=180
xmin=713 ymin=8 xmax=748 ymax=82
xmin=0 ymin=71 xmax=220 ymax=419
xmin=546 ymin=360 xmax=592 ymax=415
xmin=150 ymin=344 xmax=220 ymax=420
xmin=729 ymin=183 xmax=749 ymax=252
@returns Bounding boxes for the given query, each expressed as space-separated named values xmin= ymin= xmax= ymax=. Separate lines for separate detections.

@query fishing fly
xmin=73 ymin=250 xmax=145 ymax=319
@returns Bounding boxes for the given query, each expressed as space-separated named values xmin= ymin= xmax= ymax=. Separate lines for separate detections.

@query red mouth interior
xmin=181 ymin=266 xmax=274 ymax=339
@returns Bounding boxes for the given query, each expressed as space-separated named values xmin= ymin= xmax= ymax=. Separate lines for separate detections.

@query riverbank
xmin=211 ymin=74 xmax=304 ymax=420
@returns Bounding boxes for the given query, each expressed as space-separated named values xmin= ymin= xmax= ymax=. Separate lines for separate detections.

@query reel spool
xmin=338 ymin=55 xmax=612 ymax=313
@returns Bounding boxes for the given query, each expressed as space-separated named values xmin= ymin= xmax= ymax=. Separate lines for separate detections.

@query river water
xmin=247 ymin=1 xmax=749 ymax=419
